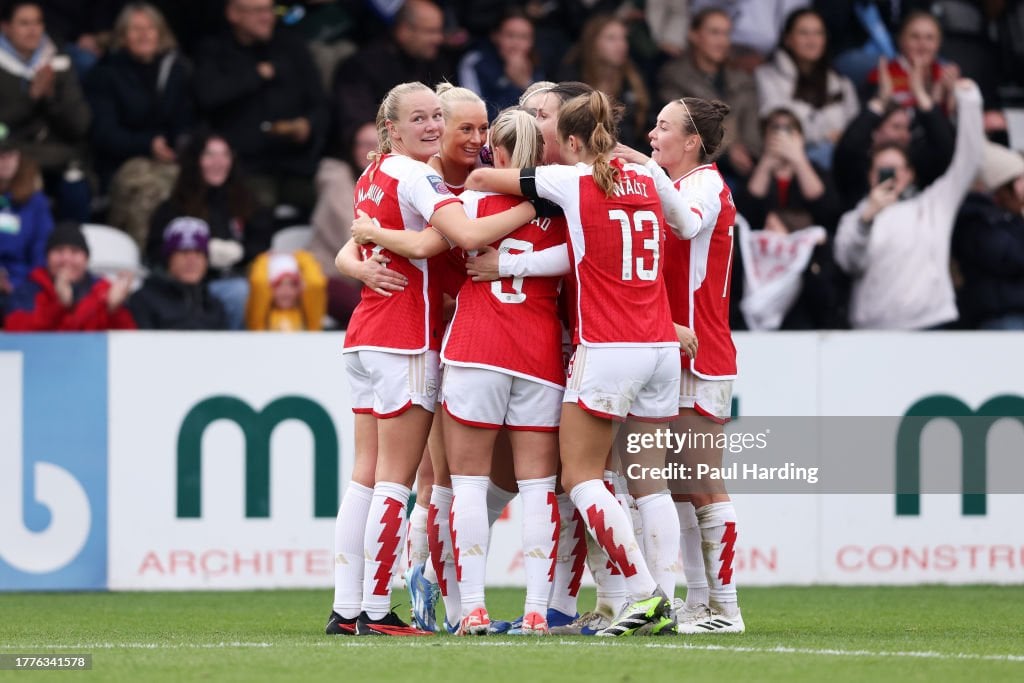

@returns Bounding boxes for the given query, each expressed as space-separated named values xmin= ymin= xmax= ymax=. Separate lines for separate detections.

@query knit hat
xmin=267 ymin=252 xmax=300 ymax=285
xmin=980 ymin=142 xmax=1024 ymax=192
xmin=45 ymin=221 xmax=90 ymax=255
xmin=162 ymin=217 xmax=210 ymax=257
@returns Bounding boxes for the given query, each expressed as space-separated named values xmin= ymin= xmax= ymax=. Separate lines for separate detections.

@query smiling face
xmin=899 ymin=15 xmax=941 ymax=66
xmin=441 ymin=100 xmax=488 ymax=172
xmin=47 ymin=245 xmax=89 ymax=284
xmin=124 ymin=8 xmax=160 ymax=62
xmin=387 ymin=89 xmax=445 ymax=162
xmin=200 ymin=137 xmax=233 ymax=188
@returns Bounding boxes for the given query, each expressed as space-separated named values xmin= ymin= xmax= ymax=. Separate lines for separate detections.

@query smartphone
xmin=877 ymin=167 xmax=896 ymax=184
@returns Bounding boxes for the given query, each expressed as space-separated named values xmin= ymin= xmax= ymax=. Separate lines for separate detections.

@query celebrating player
xmin=337 ymin=81 xmax=534 ymax=637
xmin=466 ymin=90 xmax=701 ymax=636
xmin=618 ymin=96 xmax=744 ymax=633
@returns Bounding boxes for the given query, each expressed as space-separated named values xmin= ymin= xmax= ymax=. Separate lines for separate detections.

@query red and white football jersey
xmin=534 ymin=159 xmax=677 ymax=347
xmin=343 ymin=154 xmax=462 ymax=353
xmin=442 ymin=191 xmax=567 ymax=388
xmin=663 ymin=164 xmax=737 ymax=378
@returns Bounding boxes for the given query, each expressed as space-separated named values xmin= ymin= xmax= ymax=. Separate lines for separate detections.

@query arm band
xmin=519 ymin=167 xmax=539 ymax=200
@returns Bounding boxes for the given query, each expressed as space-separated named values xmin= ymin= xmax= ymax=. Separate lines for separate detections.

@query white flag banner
xmin=737 ymin=215 xmax=826 ymax=331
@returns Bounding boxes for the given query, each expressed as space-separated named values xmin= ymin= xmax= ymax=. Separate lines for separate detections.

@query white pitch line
xmin=6 ymin=640 xmax=1022 ymax=663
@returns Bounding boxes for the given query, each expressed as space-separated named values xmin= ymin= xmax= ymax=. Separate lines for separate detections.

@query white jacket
xmin=833 ymin=84 xmax=984 ymax=330
xmin=755 ymin=50 xmax=859 ymax=146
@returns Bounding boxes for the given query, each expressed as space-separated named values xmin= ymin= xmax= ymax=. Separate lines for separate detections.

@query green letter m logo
xmin=177 ymin=396 xmax=339 ymax=518
xmin=896 ymin=395 xmax=1024 ymax=517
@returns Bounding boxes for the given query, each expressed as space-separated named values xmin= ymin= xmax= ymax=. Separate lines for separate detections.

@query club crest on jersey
xmin=427 ymin=175 xmax=451 ymax=195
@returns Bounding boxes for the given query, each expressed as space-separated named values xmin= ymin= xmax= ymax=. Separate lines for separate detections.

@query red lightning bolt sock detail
xmin=426 ymin=503 xmax=447 ymax=596
xmin=586 ymin=505 xmax=637 ymax=578
xmin=718 ymin=521 xmax=737 ymax=585
xmin=372 ymin=497 xmax=405 ymax=596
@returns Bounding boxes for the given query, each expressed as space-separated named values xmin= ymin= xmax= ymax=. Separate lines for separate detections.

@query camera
xmin=877 ymin=167 xmax=896 ymax=184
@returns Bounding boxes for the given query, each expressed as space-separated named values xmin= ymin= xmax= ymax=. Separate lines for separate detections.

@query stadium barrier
xmin=1 ymin=331 xmax=1022 ymax=591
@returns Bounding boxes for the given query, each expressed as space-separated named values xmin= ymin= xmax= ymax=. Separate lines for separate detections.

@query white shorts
xmin=563 ymin=345 xmax=680 ymax=421
xmin=679 ymin=367 xmax=733 ymax=424
xmin=441 ymin=364 xmax=562 ymax=431
xmin=345 ymin=350 xmax=439 ymax=418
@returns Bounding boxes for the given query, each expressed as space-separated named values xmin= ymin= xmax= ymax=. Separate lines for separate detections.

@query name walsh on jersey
xmin=357 ymin=184 xmax=385 ymax=206
xmin=611 ymin=176 xmax=649 ymax=199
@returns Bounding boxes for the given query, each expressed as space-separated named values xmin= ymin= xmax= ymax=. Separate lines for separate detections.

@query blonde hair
xmin=435 ymin=82 xmax=485 ymax=121
xmin=518 ymin=80 xmax=556 ymax=107
xmin=370 ymin=81 xmax=433 ymax=160
xmin=558 ymin=91 xmax=619 ymax=196
xmin=111 ymin=2 xmax=177 ymax=54
xmin=489 ymin=108 xmax=544 ymax=168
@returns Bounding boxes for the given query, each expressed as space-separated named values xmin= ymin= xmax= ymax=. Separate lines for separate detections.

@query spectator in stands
xmin=0 ymin=0 xmax=91 ymax=220
xmin=690 ymin=0 xmax=810 ymax=70
xmin=194 ymin=0 xmax=327 ymax=214
xmin=245 ymin=249 xmax=325 ymax=331
xmin=864 ymin=11 xmax=959 ymax=114
xmin=734 ymin=108 xmax=840 ymax=233
xmin=86 ymin=2 xmax=193 ymax=245
xmin=328 ymin=0 xmax=451 ymax=148
xmin=0 ymin=123 xmax=53 ymax=319
xmin=953 ymin=142 xmax=1024 ymax=330
xmin=833 ymin=52 xmax=955 ymax=212
xmin=755 ymin=8 xmax=858 ymax=171
xmin=559 ymin=14 xmax=650 ymax=148
xmin=127 ymin=215 xmax=228 ymax=330
xmin=658 ymin=8 xmax=760 ymax=179
xmin=834 ymin=79 xmax=983 ymax=330
xmin=310 ymin=120 xmax=375 ymax=327
xmin=147 ymin=130 xmax=273 ymax=331
xmin=4 ymin=219 xmax=136 ymax=330
xmin=458 ymin=8 xmax=543 ymax=119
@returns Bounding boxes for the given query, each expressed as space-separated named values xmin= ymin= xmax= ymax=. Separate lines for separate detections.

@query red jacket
xmin=4 ymin=267 xmax=137 ymax=331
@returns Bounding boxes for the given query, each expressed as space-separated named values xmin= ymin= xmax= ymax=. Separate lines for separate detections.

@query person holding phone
xmin=834 ymin=79 xmax=984 ymax=330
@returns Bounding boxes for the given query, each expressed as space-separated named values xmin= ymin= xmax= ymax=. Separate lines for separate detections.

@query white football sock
xmin=427 ymin=485 xmax=460 ymax=625
xmin=406 ymin=502 xmax=430 ymax=571
xmin=586 ymin=531 xmax=628 ymax=618
xmin=361 ymin=481 xmax=410 ymax=620
xmin=697 ymin=501 xmax=739 ymax=609
xmin=548 ymin=493 xmax=586 ymax=617
xmin=451 ymin=475 xmax=491 ymax=618
xmin=636 ymin=491 xmax=680 ymax=600
xmin=676 ymin=501 xmax=709 ymax=607
xmin=517 ymin=476 xmax=558 ymax=616
xmin=333 ymin=481 xmax=372 ymax=618
xmin=570 ymin=479 xmax=657 ymax=601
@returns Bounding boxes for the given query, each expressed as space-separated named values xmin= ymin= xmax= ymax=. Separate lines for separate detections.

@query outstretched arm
xmin=429 ymin=201 xmax=536 ymax=251
xmin=350 ymin=210 xmax=451 ymax=260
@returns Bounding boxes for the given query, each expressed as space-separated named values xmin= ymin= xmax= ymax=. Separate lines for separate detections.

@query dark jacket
xmin=833 ymin=104 xmax=955 ymax=212
xmin=194 ymin=29 xmax=327 ymax=177
xmin=953 ymin=192 xmax=1024 ymax=327
xmin=146 ymin=190 xmax=274 ymax=276
xmin=458 ymin=40 xmax=544 ymax=120
xmin=0 ymin=46 xmax=91 ymax=172
xmin=733 ymin=166 xmax=842 ymax=235
xmin=127 ymin=270 xmax=228 ymax=330
xmin=0 ymin=191 xmax=54 ymax=291
xmin=4 ymin=266 xmax=136 ymax=331
xmin=85 ymin=49 xmax=195 ymax=184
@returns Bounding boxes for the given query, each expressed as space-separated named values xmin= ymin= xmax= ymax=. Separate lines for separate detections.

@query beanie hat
xmin=980 ymin=142 xmax=1024 ymax=192
xmin=267 ymin=252 xmax=300 ymax=285
xmin=162 ymin=217 xmax=210 ymax=258
xmin=45 ymin=221 xmax=90 ymax=256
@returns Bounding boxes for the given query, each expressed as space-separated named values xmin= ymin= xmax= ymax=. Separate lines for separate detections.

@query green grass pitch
xmin=2 ymin=586 xmax=1022 ymax=682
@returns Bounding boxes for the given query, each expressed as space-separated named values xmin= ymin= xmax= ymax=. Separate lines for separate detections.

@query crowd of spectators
xmin=1 ymin=0 xmax=1023 ymax=332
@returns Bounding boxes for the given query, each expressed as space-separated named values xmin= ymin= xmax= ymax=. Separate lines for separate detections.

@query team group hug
xmin=324 ymin=75 xmax=746 ymax=638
